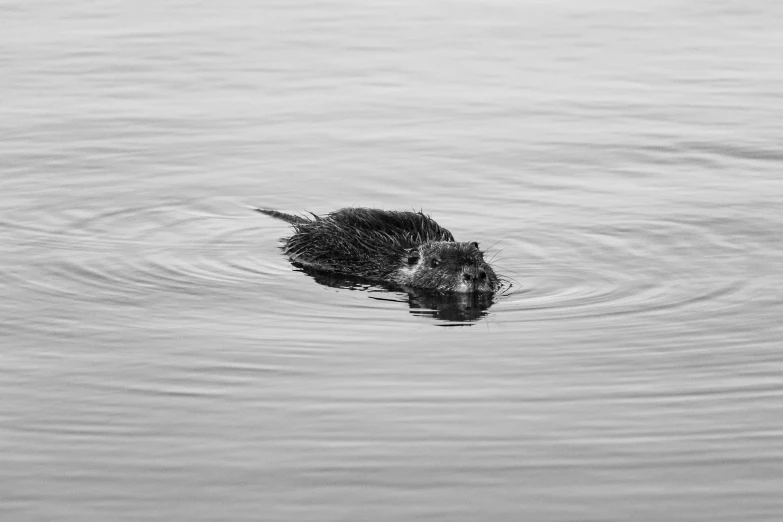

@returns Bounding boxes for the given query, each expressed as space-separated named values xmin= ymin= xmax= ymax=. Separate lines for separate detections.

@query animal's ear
xmin=406 ymin=248 xmax=420 ymax=265
xmin=471 ymin=242 xmax=479 ymax=249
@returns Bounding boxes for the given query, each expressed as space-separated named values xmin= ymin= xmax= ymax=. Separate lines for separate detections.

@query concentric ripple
xmin=493 ymin=215 xmax=763 ymax=323
xmin=0 ymin=197 xmax=293 ymax=338
xmin=2 ymin=196 xmax=777 ymax=333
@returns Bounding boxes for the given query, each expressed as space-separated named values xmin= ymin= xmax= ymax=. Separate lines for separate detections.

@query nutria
xmin=257 ymin=207 xmax=499 ymax=294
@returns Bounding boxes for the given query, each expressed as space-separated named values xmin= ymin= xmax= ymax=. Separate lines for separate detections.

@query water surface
xmin=2 ymin=1 xmax=782 ymax=520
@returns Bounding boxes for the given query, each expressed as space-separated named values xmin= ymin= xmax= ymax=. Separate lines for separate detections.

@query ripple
xmin=0 ymin=197 xmax=291 ymax=338
xmin=1 ymin=195 xmax=773 ymax=333
xmin=495 ymin=216 xmax=755 ymax=322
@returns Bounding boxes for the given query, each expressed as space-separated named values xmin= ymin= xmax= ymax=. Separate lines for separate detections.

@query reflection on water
xmin=403 ymin=290 xmax=496 ymax=323
xmin=2 ymin=0 xmax=783 ymax=521
xmin=299 ymin=267 xmax=499 ymax=322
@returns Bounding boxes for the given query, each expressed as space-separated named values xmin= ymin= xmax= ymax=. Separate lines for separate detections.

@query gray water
xmin=2 ymin=1 xmax=783 ymax=520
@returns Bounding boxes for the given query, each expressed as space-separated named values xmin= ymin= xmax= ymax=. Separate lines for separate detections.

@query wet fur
xmin=258 ymin=207 xmax=498 ymax=293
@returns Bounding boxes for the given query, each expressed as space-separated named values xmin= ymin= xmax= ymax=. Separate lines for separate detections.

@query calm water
xmin=2 ymin=0 xmax=783 ymax=520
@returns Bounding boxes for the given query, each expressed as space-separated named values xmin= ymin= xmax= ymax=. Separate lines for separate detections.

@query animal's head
xmin=395 ymin=241 xmax=499 ymax=293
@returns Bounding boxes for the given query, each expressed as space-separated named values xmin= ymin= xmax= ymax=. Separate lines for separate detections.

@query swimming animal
xmin=257 ymin=207 xmax=499 ymax=294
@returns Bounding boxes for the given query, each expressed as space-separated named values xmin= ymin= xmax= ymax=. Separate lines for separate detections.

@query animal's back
xmin=284 ymin=208 xmax=455 ymax=278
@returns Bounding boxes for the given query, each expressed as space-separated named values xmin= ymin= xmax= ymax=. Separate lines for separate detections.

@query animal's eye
xmin=430 ymin=259 xmax=440 ymax=268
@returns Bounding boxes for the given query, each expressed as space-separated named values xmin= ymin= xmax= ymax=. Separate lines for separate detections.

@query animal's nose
xmin=464 ymin=269 xmax=487 ymax=282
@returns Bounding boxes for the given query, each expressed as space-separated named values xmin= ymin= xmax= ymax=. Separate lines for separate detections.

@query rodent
xmin=257 ymin=207 xmax=500 ymax=294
